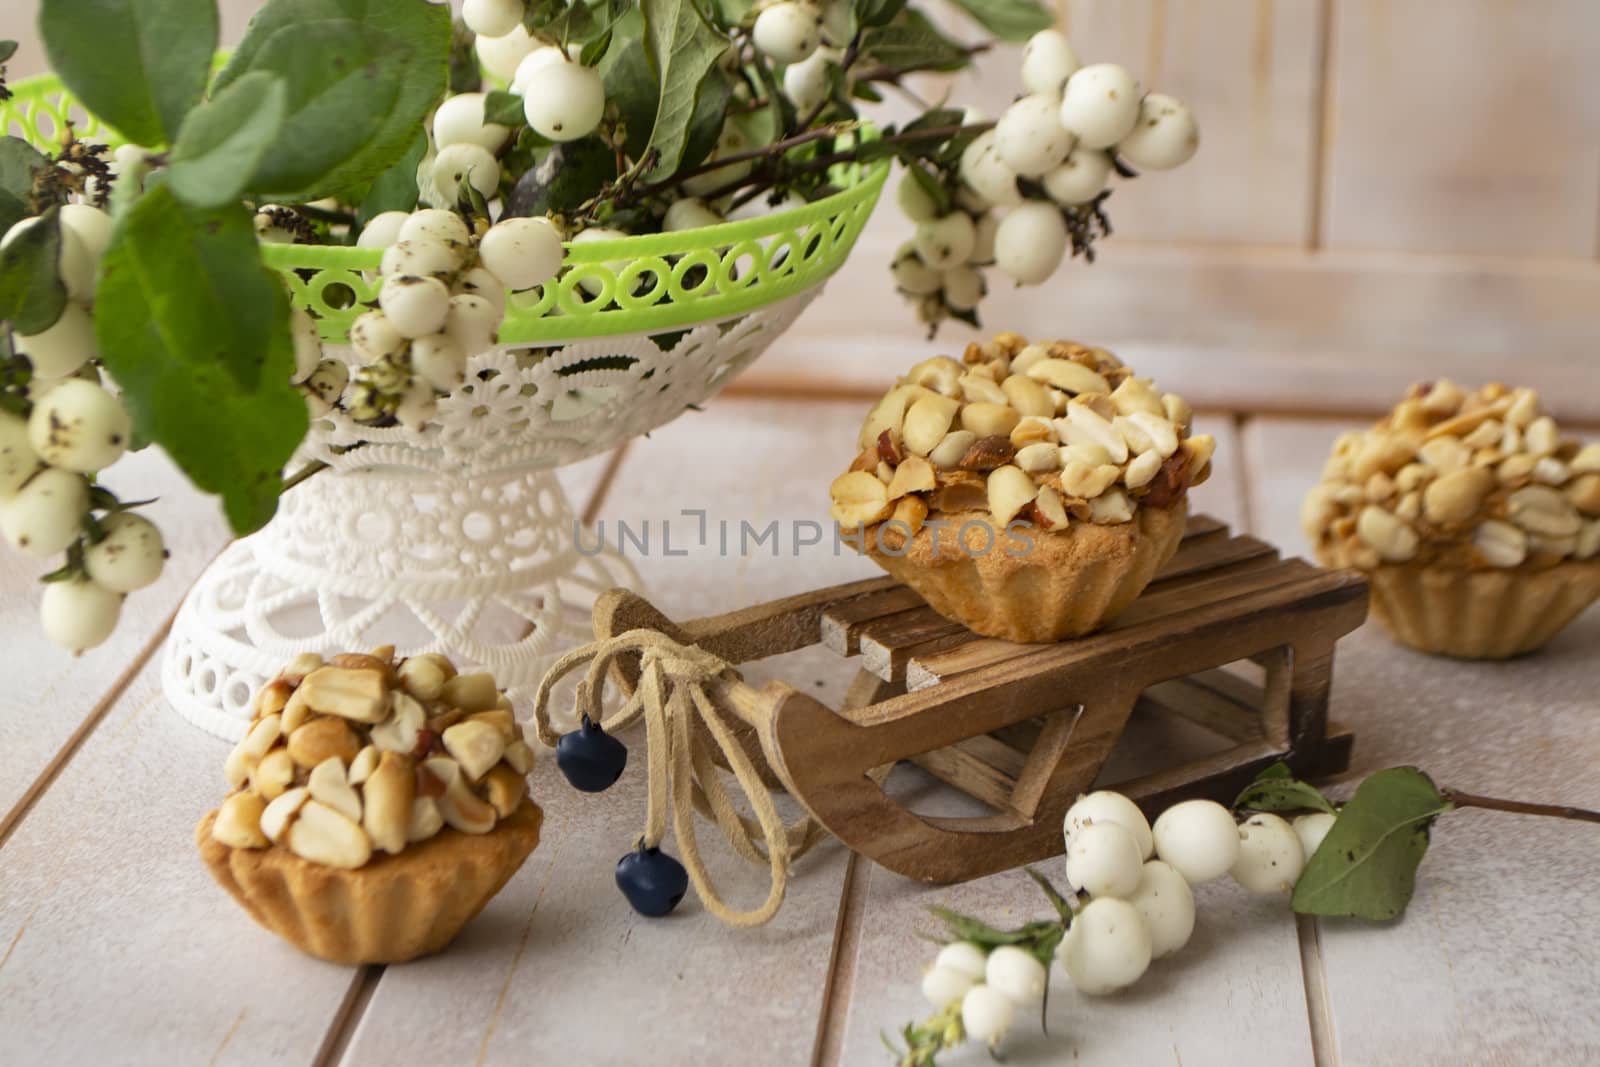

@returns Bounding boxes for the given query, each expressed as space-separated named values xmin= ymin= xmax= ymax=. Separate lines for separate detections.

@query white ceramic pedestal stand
xmin=163 ymin=291 xmax=818 ymax=740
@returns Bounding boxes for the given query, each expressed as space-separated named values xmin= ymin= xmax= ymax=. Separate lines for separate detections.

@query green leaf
xmin=0 ymin=208 xmax=69 ymax=335
xmin=680 ymin=68 xmax=732 ymax=172
xmin=1235 ymin=762 xmax=1337 ymax=816
xmin=580 ymin=27 xmax=615 ymax=67
xmin=216 ymin=0 xmax=452 ymax=203
xmin=504 ymin=138 xmax=617 ymax=218
xmin=929 ymin=907 xmax=1062 ymax=950
xmin=448 ymin=17 xmax=483 ymax=95
xmin=166 ymin=73 xmax=290 ymax=210
xmin=0 ymin=137 xmax=51 ymax=233
xmin=944 ymin=0 xmax=1054 ymax=42
xmin=354 ymin=130 xmax=428 ymax=229
xmin=0 ymin=41 xmax=17 ymax=65
xmin=602 ymin=37 xmax=661 ymax=161
xmin=641 ymin=0 xmax=731 ymax=177
xmin=38 ymin=0 xmax=218 ymax=147
xmin=93 ymin=187 xmax=308 ymax=534
xmin=1024 ymin=867 xmax=1076 ymax=925
xmin=860 ymin=21 xmax=968 ymax=73
xmin=852 ymin=0 xmax=907 ymax=32
xmin=485 ymin=90 xmax=528 ymax=128
xmin=712 ymin=0 xmax=760 ymax=25
xmin=1291 ymin=767 xmax=1453 ymax=921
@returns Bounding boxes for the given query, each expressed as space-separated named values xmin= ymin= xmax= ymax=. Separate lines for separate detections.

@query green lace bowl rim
xmin=2 ymin=70 xmax=890 ymax=345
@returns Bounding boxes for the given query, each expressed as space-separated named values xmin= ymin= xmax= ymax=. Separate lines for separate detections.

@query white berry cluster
xmin=911 ymin=789 xmax=1333 ymax=1059
xmin=753 ymin=1 xmax=850 ymax=67
xmin=1058 ymin=791 xmax=1331 ymax=995
xmin=1 ymin=204 xmax=169 ymax=654
xmin=466 ymin=2 xmax=606 ymax=146
xmin=919 ymin=940 xmax=1049 ymax=1051
xmin=339 ymin=207 xmax=562 ymax=428
xmin=895 ymin=29 xmax=1198 ymax=325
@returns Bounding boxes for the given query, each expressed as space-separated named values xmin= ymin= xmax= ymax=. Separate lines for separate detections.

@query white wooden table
xmin=2 ymin=391 xmax=1597 ymax=1067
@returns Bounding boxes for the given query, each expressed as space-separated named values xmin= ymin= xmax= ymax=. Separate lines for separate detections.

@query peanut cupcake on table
xmin=830 ymin=333 xmax=1215 ymax=643
xmin=1303 ymin=381 xmax=1600 ymax=659
xmin=198 ymin=648 xmax=543 ymax=964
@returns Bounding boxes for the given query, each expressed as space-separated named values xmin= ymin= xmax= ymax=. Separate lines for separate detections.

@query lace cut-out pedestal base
xmin=164 ymin=465 xmax=636 ymax=740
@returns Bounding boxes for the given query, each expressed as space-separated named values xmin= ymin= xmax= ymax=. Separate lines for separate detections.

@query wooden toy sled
xmin=593 ymin=515 xmax=1368 ymax=884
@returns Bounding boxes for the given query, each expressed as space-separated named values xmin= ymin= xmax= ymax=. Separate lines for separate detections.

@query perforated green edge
xmin=2 ymin=70 xmax=889 ymax=345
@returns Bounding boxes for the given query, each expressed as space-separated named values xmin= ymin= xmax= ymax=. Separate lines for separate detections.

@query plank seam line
xmin=811 ymin=852 xmax=870 ymax=1067
xmin=207 ymin=1008 xmax=247 ymax=1067
xmin=0 ymin=602 xmax=184 ymax=852
xmin=582 ymin=439 xmax=633 ymax=526
xmin=1297 ymin=914 xmax=1342 ymax=1067
xmin=1232 ymin=413 xmax=1256 ymax=537
xmin=311 ymin=964 xmax=384 ymax=1067
xmin=475 ymin=830 xmax=569 ymax=1066
xmin=1307 ymin=0 xmax=1336 ymax=249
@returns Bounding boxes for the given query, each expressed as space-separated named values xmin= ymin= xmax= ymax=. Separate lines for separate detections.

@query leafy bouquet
xmin=0 ymin=0 xmax=1198 ymax=653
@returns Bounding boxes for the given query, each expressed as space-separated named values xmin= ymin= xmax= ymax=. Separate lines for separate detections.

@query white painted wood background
xmin=7 ymin=0 xmax=1600 ymax=417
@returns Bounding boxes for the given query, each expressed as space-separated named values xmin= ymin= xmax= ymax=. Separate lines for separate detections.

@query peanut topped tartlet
xmin=830 ymin=333 xmax=1215 ymax=642
xmin=198 ymin=648 xmax=542 ymax=964
xmin=1304 ymin=381 xmax=1600 ymax=659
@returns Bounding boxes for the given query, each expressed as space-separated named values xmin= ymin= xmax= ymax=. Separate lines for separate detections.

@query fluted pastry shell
xmin=197 ymin=800 xmax=542 ymax=965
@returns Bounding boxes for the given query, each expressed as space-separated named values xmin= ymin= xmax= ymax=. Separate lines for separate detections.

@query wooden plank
xmin=906 ymin=555 xmax=1315 ymax=691
xmin=1322 ymin=0 xmax=1600 ymax=257
xmin=1243 ymin=415 xmax=1600 ymax=1064
xmin=346 ymin=398 xmax=881 ymax=1065
xmin=830 ymin=858 xmax=1320 ymax=1065
xmin=819 ymin=587 xmax=928 ymax=657
xmin=1057 ymin=0 xmax=1326 ymax=245
xmin=1140 ymin=674 xmax=1264 ymax=744
xmin=1152 ymin=529 xmax=1279 ymax=582
xmin=907 ymin=743 xmax=1017 ymax=815
xmin=0 ymin=446 xmax=623 ymax=1061
xmin=859 ymin=607 xmax=968 ymax=682
xmin=0 ymin=450 xmax=231 ymax=830
xmin=744 ymin=246 xmax=1600 ymax=423
xmin=0 ymin=660 xmax=357 ymax=1061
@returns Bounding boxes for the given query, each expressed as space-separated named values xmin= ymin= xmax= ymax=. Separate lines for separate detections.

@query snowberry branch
xmin=1441 ymin=789 xmax=1600 ymax=825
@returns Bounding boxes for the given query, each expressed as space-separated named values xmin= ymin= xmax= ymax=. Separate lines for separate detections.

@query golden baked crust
xmin=197 ymin=799 xmax=543 ymax=965
xmin=865 ymin=499 xmax=1188 ymax=642
xmin=1316 ymin=550 xmax=1600 ymax=660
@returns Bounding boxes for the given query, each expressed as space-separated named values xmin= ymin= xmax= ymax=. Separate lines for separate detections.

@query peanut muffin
xmin=1303 ymin=382 xmax=1600 ymax=658
xmin=198 ymin=649 xmax=542 ymax=964
xmin=830 ymin=334 xmax=1214 ymax=642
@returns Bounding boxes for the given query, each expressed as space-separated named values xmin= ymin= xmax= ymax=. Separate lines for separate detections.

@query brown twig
xmin=635 ymin=122 xmax=857 ymax=199
xmin=1441 ymin=789 xmax=1600 ymax=825
xmin=281 ymin=460 xmax=330 ymax=495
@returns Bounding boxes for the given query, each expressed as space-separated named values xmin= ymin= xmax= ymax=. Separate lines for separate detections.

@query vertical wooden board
xmin=0 ymin=449 xmax=231 ymax=825
xmin=1243 ymin=416 xmax=1600 ymax=1064
xmin=0 ymin=662 xmax=356 ymax=1062
xmin=346 ymin=400 xmax=883 ymax=1065
xmin=830 ymin=789 xmax=1318 ymax=1066
xmin=1240 ymin=415 xmax=1365 ymax=557
xmin=1322 ymin=0 xmax=1600 ymax=257
xmin=1062 ymin=0 xmax=1325 ymax=246
xmin=1188 ymin=413 xmax=1246 ymax=534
